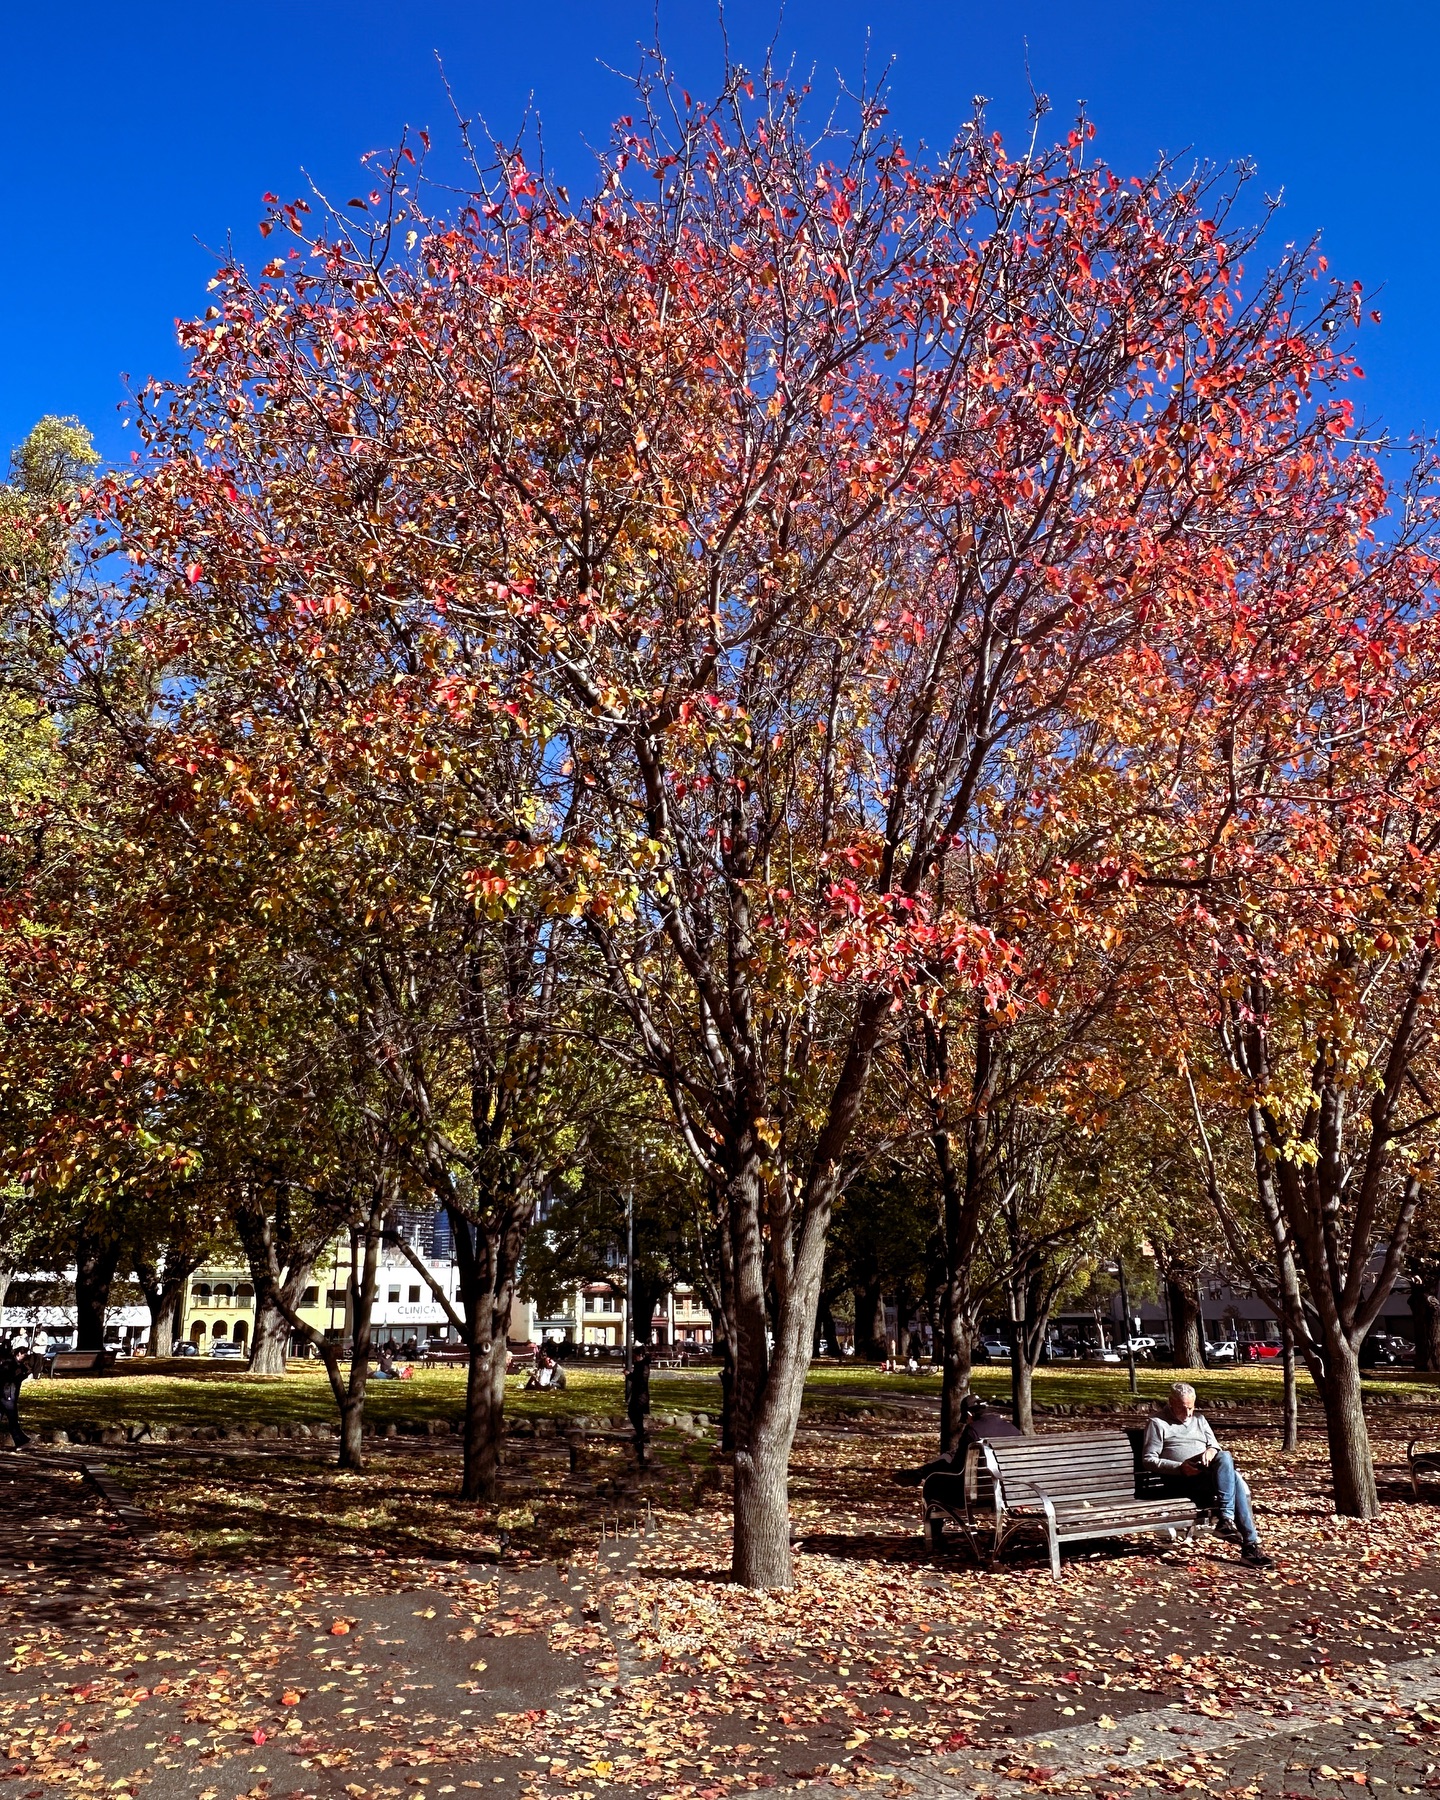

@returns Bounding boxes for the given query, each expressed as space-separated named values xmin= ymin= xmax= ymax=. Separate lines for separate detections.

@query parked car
xmin=1204 ymin=1339 xmax=1239 ymax=1362
xmin=1117 ymin=1335 xmax=1158 ymax=1358
xmin=975 ymin=1335 xmax=1010 ymax=1363
xmin=173 ymin=1341 xmax=199 ymax=1357
xmin=1244 ymin=1341 xmax=1282 ymax=1362
xmin=209 ymin=1340 xmax=245 ymax=1360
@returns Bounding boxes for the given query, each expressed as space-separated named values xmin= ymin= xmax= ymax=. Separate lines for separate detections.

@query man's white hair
xmin=1170 ymin=1380 xmax=1197 ymax=1402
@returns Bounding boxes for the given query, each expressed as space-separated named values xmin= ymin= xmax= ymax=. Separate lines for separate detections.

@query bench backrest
xmin=1126 ymin=1424 xmax=1167 ymax=1496
xmin=984 ymin=1430 xmax=1138 ymax=1504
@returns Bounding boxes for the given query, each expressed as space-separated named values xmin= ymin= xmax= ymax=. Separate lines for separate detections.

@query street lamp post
xmin=1117 ymin=1258 xmax=1139 ymax=1396
xmin=624 ymin=1187 xmax=635 ymax=1375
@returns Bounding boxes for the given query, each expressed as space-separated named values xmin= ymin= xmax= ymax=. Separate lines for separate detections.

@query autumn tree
xmin=1169 ymin=468 xmax=1440 ymax=1514
xmin=457 ymin=78 xmax=1375 ymax=1582
xmin=67 ymin=42 xmax=1393 ymax=1582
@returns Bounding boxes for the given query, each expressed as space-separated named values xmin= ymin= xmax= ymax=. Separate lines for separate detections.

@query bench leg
xmin=1047 ymin=1521 xmax=1061 ymax=1581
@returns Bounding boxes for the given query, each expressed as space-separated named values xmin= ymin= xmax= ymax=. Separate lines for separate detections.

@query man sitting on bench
xmin=1143 ymin=1381 xmax=1273 ymax=1568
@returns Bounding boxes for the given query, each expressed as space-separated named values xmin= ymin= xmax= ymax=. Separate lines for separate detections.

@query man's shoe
xmin=1240 ymin=1543 xmax=1275 ymax=1568
xmin=1213 ymin=1514 xmax=1242 ymax=1542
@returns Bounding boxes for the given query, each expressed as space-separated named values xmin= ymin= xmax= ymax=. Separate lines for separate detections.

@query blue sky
xmin=5 ymin=2 xmax=1437 ymax=466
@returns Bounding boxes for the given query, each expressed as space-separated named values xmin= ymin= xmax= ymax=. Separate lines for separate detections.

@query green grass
xmin=18 ymin=1363 xmax=714 ymax=1434
xmin=18 ymin=1356 xmax=1440 ymax=1437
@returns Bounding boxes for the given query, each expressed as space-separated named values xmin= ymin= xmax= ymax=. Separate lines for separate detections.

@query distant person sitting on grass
xmin=0 ymin=1343 xmax=30 ymax=1450
xmin=526 ymin=1351 xmax=566 ymax=1392
xmin=1143 ymin=1381 xmax=1274 ymax=1568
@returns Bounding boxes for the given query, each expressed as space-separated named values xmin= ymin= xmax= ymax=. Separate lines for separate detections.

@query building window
xmin=388 ymin=1288 xmax=401 ymax=1304
xmin=194 ymin=1285 xmax=211 ymax=1307
xmin=301 ymin=1287 xmax=318 ymax=1306
xmin=237 ymin=1283 xmax=254 ymax=1301
xmin=326 ymin=1289 xmax=346 ymax=1309
xmin=408 ymin=1285 xmax=421 ymax=1304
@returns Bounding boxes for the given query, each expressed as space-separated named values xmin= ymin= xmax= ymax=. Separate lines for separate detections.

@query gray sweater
xmin=1142 ymin=1411 xmax=1221 ymax=1473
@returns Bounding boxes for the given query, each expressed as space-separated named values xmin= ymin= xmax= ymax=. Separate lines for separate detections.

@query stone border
xmin=0 ymin=1447 xmax=150 ymax=1536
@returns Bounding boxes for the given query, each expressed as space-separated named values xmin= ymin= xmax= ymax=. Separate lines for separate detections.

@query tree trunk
xmin=930 ymin=1015 xmax=993 ymax=1457
xmin=136 ymin=1250 xmax=202 ymax=1359
xmin=893 ymin=1282 xmax=914 ymax=1365
xmin=1318 ymin=1336 xmax=1377 ymax=1517
xmin=631 ymin=1274 xmax=667 ymax=1347
xmin=728 ymin=1122 xmax=835 ymax=1590
xmin=1167 ymin=1272 xmax=1205 ymax=1369
xmin=1280 ymin=1314 xmax=1299 ymax=1452
xmin=449 ymin=1201 xmax=527 ymax=1505
xmin=853 ymin=1279 xmax=886 ymax=1360
xmin=149 ymin=1283 xmax=183 ymax=1358
xmin=249 ymin=1294 xmax=293 ymax=1375
xmin=1009 ymin=1271 xmax=1059 ymax=1438
xmin=336 ymin=1221 xmax=382 ymax=1470
xmin=814 ymin=1290 xmax=839 ymax=1358
xmin=1409 ymin=1281 xmax=1440 ymax=1373
xmin=733 ymin=1430 xmax=794 ymax=1588
xmin=939 ymin=1282 xmax=974 ymax=1457
xmin=461 ymin=1335 xmax=504 ymax=1502
xmin=451 ymin=1208 xmax=498 ymax=1503
xmin=707 ymin=1185 xmax=739 ymax=1452
xmin=248 ymin=1255 xmax=314 ymax=1375
xmin=1011 ymin=1349 xmax=1035 ymax=1435
xmin=74 ymin=1231 xmax=121 ymax=1351
xmin=237 ymin=1186 xmax=384 ymax=1462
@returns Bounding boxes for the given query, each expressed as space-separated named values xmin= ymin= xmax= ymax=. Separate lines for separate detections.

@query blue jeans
xmin=1169 ymin=1450 xmax=1257 ymax=1545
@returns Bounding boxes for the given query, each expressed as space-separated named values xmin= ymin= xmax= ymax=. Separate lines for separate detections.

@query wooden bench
xmin=48 ymin=1350 xmax=116 ymax=1378
xmin=925 ymin=1429 xmax=1198 ymax=1579
xmin=1407 ymin=1439 xmax=1440 ymax=1499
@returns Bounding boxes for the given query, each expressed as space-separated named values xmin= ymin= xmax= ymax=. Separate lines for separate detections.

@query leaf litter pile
xmin=9 ymin=1404 xmax=1440 ymax=1800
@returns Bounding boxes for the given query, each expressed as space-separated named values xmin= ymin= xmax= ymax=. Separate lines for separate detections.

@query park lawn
xmin=20 ymin=1355 xmax=1440 ymax=1437
xmin=17 ymin=1363 xmax=723 ymax=1435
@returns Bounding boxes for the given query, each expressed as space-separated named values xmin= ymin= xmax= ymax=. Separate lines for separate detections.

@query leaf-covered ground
xmin=9 ymin=1387 xmax=1440 ymax=1800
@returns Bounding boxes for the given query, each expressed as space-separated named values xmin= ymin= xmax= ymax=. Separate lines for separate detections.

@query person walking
xmin=0 ymin=1344 xmax=31 ymax=1450
xmin=625 ymin=1346 xmax=651 ymax=1468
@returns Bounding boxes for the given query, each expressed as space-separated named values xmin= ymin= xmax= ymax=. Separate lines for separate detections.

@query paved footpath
xmin=899 ymin=1652 xmax=1440 ymax=1794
